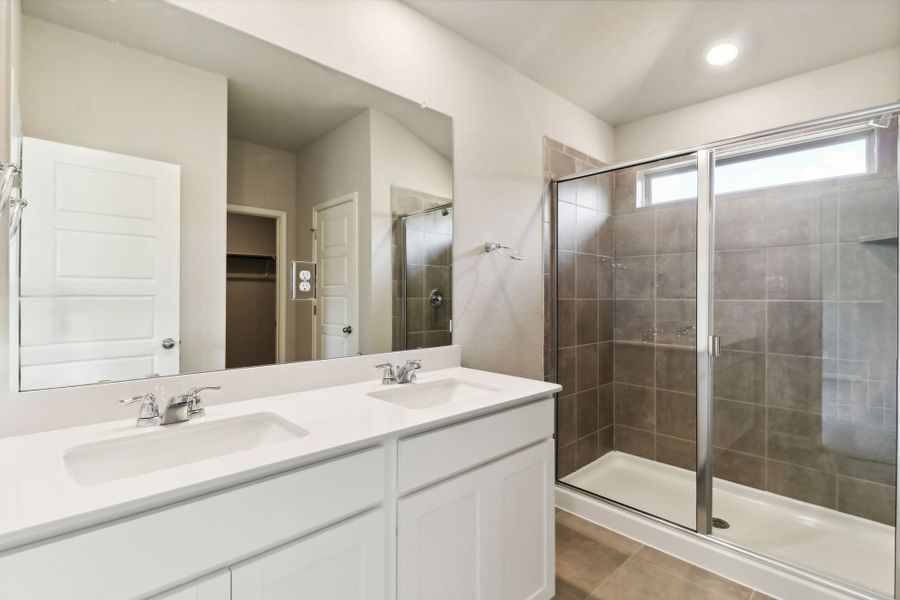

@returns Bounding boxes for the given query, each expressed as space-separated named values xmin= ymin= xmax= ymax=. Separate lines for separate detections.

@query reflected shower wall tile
xmin=558 ymin=299 xmax=577 ymax=348
xmin=656 ymin=346 xmax=695 ymax=393
xmin=576 ymin=253 xmax=600 ymax=298
xmin=615 ymin=425 xmax=655 ymax=459
xmin=406 ymin=228 xmax=425 ymax=264
xmin=764 ymin=183 xmax=838 ymax=246
xmin=714 ymin=449 xmax=765 ymax=490
xmin=614 ymin=342 xmax=655 ymax=387
xmin=838 ymin=301 xmax=897 ymax=380
xmin=767 ymin=354 xmax=830 ymax=413
xmin=715 ymin=194 xmax=766 ymax=250
xmin=714 ymin=249 xmax=766 ymax=299
xmin=614 ymin=383 xmax=655 ymax=430
xmin=714 ymin=300 xmax=766 ymax=352
xmin=558 ymin=251 xmax=576 ymax=298
xmin=656 ymin=253 xmax=696 ymax=299
xmin=766 ymin=301 xmax=837 ymax=357
xmin=424 ymin=265 xmax=450 ymax=296
xmin=713 ymin=398 xmax=765 ymax=456
xmin=656 ymin=299 xmax=696 ymax=347
xmin=598 ymin=341 xmax=614 ymax=385
xmin=598 ymin=300 xmax=614 ymax=341
xmin=558 ymin=200 xmax=577 ymax=252
xmin=613 ymin=168 xmax=638 ymax=215
xmin=598 ymin=383 xmax=614 ymax=428
xmin=551 ymin=154 xmax=576 ymax=189
xmin=405 ymin=298 xmax=424 ymax=331
xmin=614 ymin=211 xmax=655 ymax=256
xmin=656 ymin=435 xmax=695 ymax=470
xmin=766 ymin=244 xmax=837 ymax=301
xmin=576 ymin=388 xmax=599 ymax=438
xmin=656 ymin=390 xmax=695 ymax=440
xmin=767 ymin=461 xmax=836 ymax=509
xmin=576 ymin=175 xmax=600 ymax=210
xmin=655 ymin=205 xmax=696 ymax=254
xmin=576 ymin=299 xmax=599 ymax=345
xmin=598 ymin=259 xmax=615 ymax=298
xmin=615 ymin=256 xmax=655 ymax=299
xmin=614 ymin=299 xmax=654 ymax=342
xmin=559 ymin=347 xmax=577 ymax=396
xmin=837 ymin=476 xmax=896 ymax=525
xmin=838 ymin=241 xmax=897 ymax=302
xmin=767 ymin=407 xmax=835 ymax=471
xmin=836 ymin=453 xmax=897 ymax=486
xmin=406 ymin=264 xmax=424 ymax=297
xmin=558 ymin=394 xmax=577 ymax=446
xmin=713 ymin=350 xmax=765 ymax=404
xmin=577 ymin=343 xmax=600 ymax=391
xmin=838 ymin=178 xmax=899 ymax=242
xmin=576 ymin=206 xmax=600 ymax=254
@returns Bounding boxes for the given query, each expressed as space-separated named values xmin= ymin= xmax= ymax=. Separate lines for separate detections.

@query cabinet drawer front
xmin=0 ymin=447 xmax=384 ymax=600
xmin=397 ymin=398 xmax=553 ymax=494
xmin=231 ymin=509 xmax=386 ymax=600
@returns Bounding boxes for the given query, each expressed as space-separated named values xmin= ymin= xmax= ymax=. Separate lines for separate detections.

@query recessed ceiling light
xmin=705 ymin=42 xmax=739 ymax=66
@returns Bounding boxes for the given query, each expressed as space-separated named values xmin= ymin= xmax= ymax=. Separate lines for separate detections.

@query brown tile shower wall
xmin=542 ymin=137 xmax=616 ymax=478
xmin=606 ymin=124 xmax=899 ymax=525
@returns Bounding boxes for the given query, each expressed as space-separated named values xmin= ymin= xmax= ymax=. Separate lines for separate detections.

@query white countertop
xmin=0 ymin=367 xmax=559 ymax=552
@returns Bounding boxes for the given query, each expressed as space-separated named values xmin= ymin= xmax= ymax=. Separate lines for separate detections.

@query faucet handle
xmin=119 ymin=393 xmax=160 ymax=427
xmin=404 ymin=359 xmax=422 ymax=368
xmin=186 ymin=386 xmax=220 ymax=417
xmin=375 ymin=362 xmax=397 ymax=385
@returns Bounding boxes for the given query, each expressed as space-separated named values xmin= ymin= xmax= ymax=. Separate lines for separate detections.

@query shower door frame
xmin=553 ymin=101 xmax=900 ymax=600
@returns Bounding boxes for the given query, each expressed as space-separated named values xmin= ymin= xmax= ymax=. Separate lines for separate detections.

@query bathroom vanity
xmin=0 ymin=366 xmax=559 ymax=600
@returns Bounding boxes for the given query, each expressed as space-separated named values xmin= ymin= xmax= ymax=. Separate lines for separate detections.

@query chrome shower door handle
xmin=162 ymin=337 xmax=176 ymax=349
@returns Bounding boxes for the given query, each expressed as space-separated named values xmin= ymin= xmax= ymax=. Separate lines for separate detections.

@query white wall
xmin=227 ymin=138 xmax=298 ymax=361
xmin=20 ymin=16 xmax=229 ymax=374
xmin=615 ymin=47 xmax=900 ymax=161
xmin=169 ymin=0 xmax=616 ymax=380
xmin=370 ymin=109 xmax=452 ymax=353
xmin=294 ymin=110 xmax=373 ymax=360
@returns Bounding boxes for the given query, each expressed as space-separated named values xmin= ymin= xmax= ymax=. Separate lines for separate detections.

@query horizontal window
xmin=640 ymin=133 xmax=872 ymax=206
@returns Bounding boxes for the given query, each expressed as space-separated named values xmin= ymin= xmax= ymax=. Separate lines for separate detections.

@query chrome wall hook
xmin=484 ymin=242 xmax=523 ymax=261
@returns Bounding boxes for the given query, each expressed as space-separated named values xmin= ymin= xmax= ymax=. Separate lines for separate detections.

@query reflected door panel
xmin=314 ymin=196 xmax=357 ymax=360
xmin=19 ymin=137 xmax=180 ymax=390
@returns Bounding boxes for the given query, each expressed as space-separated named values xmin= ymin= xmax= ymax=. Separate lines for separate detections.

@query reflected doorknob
xmin=342 ymin=325 xmax=352 ymax=334
xmin=162 ymin=337 xmax=176 ymax=349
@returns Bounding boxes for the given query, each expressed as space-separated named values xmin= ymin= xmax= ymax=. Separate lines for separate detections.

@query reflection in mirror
xmin=13 ymin=0 xmax=453 ymax=391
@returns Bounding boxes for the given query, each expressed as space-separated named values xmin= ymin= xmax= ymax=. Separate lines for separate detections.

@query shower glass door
xmin=555 ymin=153 xmax=700 ymax=530
xmin=708 ymin=114 xmax=899 ymax=597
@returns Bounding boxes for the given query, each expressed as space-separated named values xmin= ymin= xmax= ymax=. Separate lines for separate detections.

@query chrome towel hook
xmin=484 ymin=242 xmax=524 ymax=261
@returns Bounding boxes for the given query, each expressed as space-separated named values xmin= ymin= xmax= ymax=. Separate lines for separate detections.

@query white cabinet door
xmin=397 ymin=466 xmax=490 ymax=600
xmin=150 ymin=570 xmax=230 ymax=600
xmin=490 ymin=440 xmax=554 ymax=600
xmin=231 ymin=509 xmax=385 ymax=600
xmin=397 ymin=440 xmax=554 ymax=600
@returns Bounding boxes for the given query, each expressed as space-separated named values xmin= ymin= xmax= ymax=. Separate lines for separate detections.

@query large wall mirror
xmin=11 ymin=0 xmax=453 ymax=391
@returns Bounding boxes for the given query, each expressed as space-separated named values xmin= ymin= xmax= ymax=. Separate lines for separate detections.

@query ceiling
xmin=405 ymin=0 xmax=900 ymax=125
xmin=22 ymin=0 xmax=452 ymax=157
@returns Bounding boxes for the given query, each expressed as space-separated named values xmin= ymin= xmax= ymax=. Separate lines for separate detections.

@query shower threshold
xmin=561 ymin=451 xmax=894 ymax=597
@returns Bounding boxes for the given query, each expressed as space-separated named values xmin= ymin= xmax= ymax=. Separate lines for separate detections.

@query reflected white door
xmin=313 ymin=195 xmax=357 ymax=359
xmin=19 ymin=137 xmax=180 ymax=390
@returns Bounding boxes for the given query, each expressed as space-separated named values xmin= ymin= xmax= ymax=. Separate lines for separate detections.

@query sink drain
xmin=712 ymin=517 xmax=730 ymax=529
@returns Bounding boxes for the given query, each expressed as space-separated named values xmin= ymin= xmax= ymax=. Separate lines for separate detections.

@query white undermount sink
xmin=367 ymin=378 xmax=500 ymax=409
xmin=63 ymin=412 xmax=308 ymax=486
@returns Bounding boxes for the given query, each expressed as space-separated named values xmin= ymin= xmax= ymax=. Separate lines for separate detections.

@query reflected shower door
xmin=709 ymin=115 xmax=899 ymax=596
xmin=555 ymin=153 xmax=700 ymax=530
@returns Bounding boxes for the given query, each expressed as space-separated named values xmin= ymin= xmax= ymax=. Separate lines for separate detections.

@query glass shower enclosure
xmin=552 ymin=104 xmax=900 ymax=599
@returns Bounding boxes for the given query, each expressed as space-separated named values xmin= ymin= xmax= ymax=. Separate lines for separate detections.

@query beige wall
xmin=20 ymin=16 xmax=229 ymax=374
xmin=615 ymin=47 xmax=900 ymax=161
xmin=169 ymin=0 xmax=616 ymax=380
xmin=227 ymin=138 xmax=299 ymax=361
xmin=294 ymin=111 xmax=372 ymax=360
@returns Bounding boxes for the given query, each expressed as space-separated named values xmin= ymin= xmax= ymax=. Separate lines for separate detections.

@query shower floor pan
xmin=562 ymin=451 xmax=894 ymax=597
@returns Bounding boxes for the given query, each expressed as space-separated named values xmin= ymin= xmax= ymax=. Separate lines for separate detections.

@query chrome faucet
xmin=120 ymin=386 xmax=221 ymax=427
xmin=397 ymin=359 xmax=422 ymax=384
xmin=642 ymin=324 xmax=663 ymax=343
xmin=375 ymin=359 xmax=422 ymax=385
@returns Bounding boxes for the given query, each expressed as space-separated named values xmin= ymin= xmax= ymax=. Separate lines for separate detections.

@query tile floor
xmin=554 ymin=510 xmax=777 ymax=600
